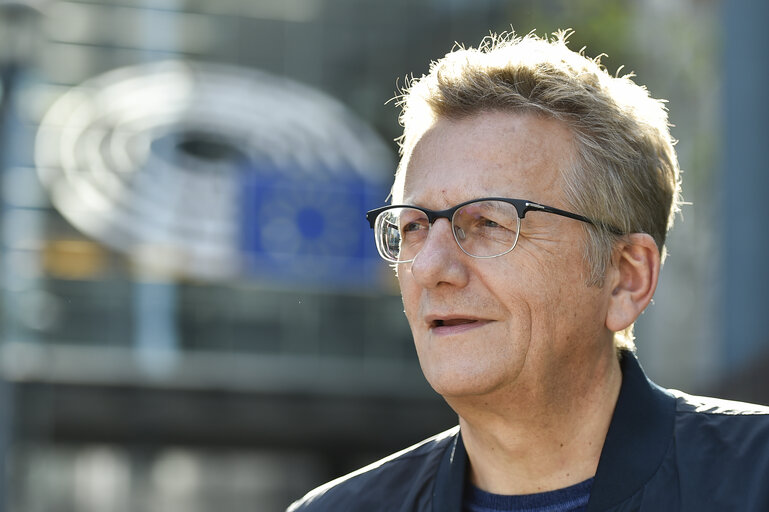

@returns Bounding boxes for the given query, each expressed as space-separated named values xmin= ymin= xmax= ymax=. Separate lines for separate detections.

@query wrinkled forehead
xmin=392 ymin=112 xmax=576 ymax=207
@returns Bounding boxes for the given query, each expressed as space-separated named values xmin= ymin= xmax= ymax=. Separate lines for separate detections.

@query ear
xmin=605 ymin=233 xmax=661 ymax=332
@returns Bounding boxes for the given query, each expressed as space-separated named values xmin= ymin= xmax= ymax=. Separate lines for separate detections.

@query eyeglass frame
xmin=365 ymin=196 xmax=623 ymax=263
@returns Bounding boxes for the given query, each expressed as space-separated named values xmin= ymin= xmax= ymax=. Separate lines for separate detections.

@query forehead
xmin=396 ymin=111 xmax=576 ymax=206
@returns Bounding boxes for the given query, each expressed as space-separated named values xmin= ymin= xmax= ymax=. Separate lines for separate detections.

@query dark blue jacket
xmin=288 ymin=352 xmax=769 ymax=511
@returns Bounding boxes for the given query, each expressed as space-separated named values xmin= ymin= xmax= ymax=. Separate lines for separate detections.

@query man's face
xmin=396 ymin=111 xmax=615 ymax=400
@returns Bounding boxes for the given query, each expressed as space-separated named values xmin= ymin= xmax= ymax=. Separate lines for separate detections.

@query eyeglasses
xmin=366 ymin=197 xmax=613 ymax=263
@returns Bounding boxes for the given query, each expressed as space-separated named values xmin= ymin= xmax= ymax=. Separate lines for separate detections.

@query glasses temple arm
xmin=524 ymin=202 xmax=625 ymax=235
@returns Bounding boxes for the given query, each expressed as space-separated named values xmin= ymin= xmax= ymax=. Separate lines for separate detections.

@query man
xmin=288 ymin=30 xmax=769 ymax=511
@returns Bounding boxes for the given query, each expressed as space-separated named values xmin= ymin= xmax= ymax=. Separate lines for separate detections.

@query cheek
xmin=488 ymin=258 xmax=563 ymax=337
xmin=476 ymin=261 xmax=535 ymax=333
xmin=519 ymin=263 xmax=607 ymax=344
xmin=487 ymin=257 xmax=545 ymax=306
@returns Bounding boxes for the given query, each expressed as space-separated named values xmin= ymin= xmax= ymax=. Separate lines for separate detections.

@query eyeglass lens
xmin=374 ymin=200 xmax=520 ymax=262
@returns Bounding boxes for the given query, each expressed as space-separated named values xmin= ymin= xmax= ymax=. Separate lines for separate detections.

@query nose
xmin=407 ymin=218 xmax=469 ymax=289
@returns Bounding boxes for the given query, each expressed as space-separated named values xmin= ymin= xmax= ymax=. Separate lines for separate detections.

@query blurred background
xmin=0 ymin=0 xmax=767 ymax=510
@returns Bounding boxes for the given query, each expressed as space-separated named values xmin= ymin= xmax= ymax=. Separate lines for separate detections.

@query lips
xmin=427 ymin=315 xmax=489 ymax=334
xmin=433 ymin=318 xmax=477 ymax=328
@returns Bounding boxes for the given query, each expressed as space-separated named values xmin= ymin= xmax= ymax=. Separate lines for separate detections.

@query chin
xmin=422 ymin=364 xmax=509 ymax=400
xmin=416 ymin=345 xmax=521 ymax=400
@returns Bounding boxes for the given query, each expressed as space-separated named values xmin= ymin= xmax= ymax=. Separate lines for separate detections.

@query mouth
xmin=427 ymin=315 xmax=489 ymax=334
xmin=432 ymin=318 xmax=478 ymax=328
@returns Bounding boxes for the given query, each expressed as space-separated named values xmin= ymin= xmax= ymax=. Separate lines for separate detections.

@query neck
xmin=449 ymin=344 xmax=622 ymax=496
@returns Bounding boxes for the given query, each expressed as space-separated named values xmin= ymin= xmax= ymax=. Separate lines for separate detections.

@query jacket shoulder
xmin=664 ymin=390 xmax=769 ymax=509
xmin=670 ymin=389 xmax=769 ymax=416
xmin=287 ymin=426 xmax=459 ymax=512
xmin=670 ymin=389 xmax=769 ymax=457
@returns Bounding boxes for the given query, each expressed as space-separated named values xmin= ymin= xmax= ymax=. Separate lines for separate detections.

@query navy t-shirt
xmin=463 ymin=477 xmax=594 ymax=512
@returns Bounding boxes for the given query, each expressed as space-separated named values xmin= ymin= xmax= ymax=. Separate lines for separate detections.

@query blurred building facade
xmin=0 ymin=0 xmax=766 ymax=510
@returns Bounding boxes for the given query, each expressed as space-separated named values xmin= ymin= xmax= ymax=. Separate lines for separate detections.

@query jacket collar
xmin=432 ymin=430 xmax=465 ymax=512
xmin=586 ymin=350 xmax=676 ymax=510
xmin=432 ymin=351 xmax=676 ymax=512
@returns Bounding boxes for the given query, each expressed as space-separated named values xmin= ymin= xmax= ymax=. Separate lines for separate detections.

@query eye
xmin=403 ymin=220 xmax=426 ymax=233
xmin=479 ymin=218 xmax=500 ymax=228
xmin=454 ymin=201 xmax=519 ymax=245
xmin=398 ymin=208 xmax=429 ymax=235
xmin=464 ymin=211 xmax=510 ymax=232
